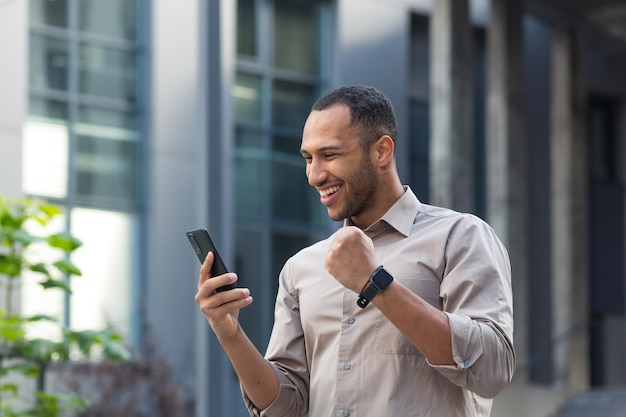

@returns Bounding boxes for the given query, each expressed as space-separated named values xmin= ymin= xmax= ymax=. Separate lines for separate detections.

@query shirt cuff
xmin=242 ymin=364 xmax=302 ymax=417
xmin=428 ymin=312 xmax=484 ymax=373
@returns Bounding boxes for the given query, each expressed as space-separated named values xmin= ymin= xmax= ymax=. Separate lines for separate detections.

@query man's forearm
xmin=217 ymin=325 xmax=280 ymax=410
xmin=372 ymin=280 xmax=454 ymax=365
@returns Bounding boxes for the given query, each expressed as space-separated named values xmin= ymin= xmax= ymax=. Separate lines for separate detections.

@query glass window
xmin=234 ymin=73 xmax=263 ymax=124
xmin=75 ymin=107 xmax=139 ymax=204
xmin=271 ymin=155 xmax=311 ymax=222
xmin=29 ymin=96 xmax=69 ymax=120
xmin=74 ymin=136 xmax=138 ymax=203
xmin=235 ymin=227 xmax=265 ymax=349
xmin=274 ymin=0 xmax=320 ymax=74
xmin=30 ymin=0 xmax=68 ymax=27
xmin=237 ymin=0 xmax=257 ymax=57
xmin=78 ymin=44 xmax=137 ymax=102
xmin=78 ymin=0 xmax=137 ymax=41
xmin=27 ymin=0 xmax=144 ymax=348
xmin=272 ymin=80 xmax=316 ymax=129
xmin=588 ymin=99 xmax=618 ymax=183
xmin=271 ymin=231 xmax=310 ymax=291
xmin=30 ymin=34 xmax=69 ymax=91
xmin=235 ymin=131 xmax=270 ymax=219
xmin=408 ymin=99 xmax=430 ymax=203
xmin=23 ymin=98 xmax=70 ymax=198
xmin=271 ymin=145 xmax=325 ymax=225
xmin=78 ymin=105 xmax=138 ymax=132
xmin=70 ymin=208 xmax=138 ymax=340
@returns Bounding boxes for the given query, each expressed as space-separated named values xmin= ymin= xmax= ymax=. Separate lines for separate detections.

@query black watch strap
xmin=357 ymin=266 xmax=393 ymax=308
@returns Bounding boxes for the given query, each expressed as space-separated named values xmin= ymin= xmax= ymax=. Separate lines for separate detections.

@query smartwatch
xmin=357 ymin=266 xmax=394 ymax=308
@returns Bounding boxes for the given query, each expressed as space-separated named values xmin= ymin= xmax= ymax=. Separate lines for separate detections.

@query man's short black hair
xmin=311 ymin=85 xmax=398 ymax=149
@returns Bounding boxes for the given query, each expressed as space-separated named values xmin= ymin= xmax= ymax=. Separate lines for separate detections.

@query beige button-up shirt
xmin=244 ymin=187 xmax=515 ymax=417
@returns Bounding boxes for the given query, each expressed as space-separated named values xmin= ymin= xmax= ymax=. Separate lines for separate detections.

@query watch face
xmin=372 ymin=267 xmax=393 ymax=289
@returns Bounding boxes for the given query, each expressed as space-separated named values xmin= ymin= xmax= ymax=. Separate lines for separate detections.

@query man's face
xmin=300 ymin=104 xmax=379 ymax=223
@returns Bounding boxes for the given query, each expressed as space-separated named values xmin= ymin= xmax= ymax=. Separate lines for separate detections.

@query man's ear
xmin=373 ymin=135 xmax=395 ymax=166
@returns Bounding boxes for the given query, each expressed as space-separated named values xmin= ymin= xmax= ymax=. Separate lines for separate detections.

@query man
xmin=196 ymin=85 xmax=515 ymax=416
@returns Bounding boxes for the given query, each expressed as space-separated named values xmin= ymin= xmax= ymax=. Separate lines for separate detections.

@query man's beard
xmin=329 ymin=153 xmax=378 ymax=221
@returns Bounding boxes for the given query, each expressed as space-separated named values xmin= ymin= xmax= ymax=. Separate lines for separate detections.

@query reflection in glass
xmin=274 ymin=0 xmax=320 ymax=74
xmin=271 ymin=152 xmax=323 ymax=225
xmin=79 ymin=106 xmax=137 ymax=131
xmin=272 ymin=80 xmax=316 ymax=129
xmin=235 ymin=227 xmax=266 ymax=350
xmin=79 ymin=0 xmax=137 ymax=40
xmin=30 ymin=96 xmax=69 ymax=120
xmin=234 ymin=73 xmax=263 ymax=124
xmin=235 ymin=131 xmax=270 ymax=219
xmin=30 ymin=0 xmax=68 ymax=27
xmin=272 ymin=231 xmax=311 ymax=286
xmin=30 ymin=34 xmax=69 ymax=91
xmin=23 ymin=98 xmax=70 ymax=198
xmin=79 ymin=44 xmax=137 ymax=102
xmin=237 ymin=0 xmax=257 ymax=57
xmin=75 ymin=107 xmax=139 ymax=204
xmin=70 ymin=208 xmax=137 ymax=340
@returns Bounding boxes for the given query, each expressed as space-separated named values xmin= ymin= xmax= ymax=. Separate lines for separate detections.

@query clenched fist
xmin=325 ymin=226 xmax=379 ymax=293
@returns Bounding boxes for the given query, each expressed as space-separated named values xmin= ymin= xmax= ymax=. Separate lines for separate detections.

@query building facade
xmin=1 ymin=0 xmax=625 ymax=416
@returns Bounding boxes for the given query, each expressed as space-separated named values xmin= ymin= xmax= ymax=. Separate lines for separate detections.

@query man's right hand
xmin=195 ymin=251 xmax=253 ymax=340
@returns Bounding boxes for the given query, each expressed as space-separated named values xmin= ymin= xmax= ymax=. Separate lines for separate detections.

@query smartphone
xmin=186 ymin=228 xmax=236 ymax=292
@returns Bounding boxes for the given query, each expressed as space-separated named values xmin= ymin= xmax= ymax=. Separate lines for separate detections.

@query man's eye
xmin=324 ymin=153 xmax=336 ymax=159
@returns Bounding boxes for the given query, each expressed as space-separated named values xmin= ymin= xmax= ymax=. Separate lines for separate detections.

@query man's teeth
xmin=320 ymin=186 xmax=340 ymax=197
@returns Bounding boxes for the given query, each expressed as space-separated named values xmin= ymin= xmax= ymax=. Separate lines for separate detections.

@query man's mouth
xmin=319 ymin=185 xmax=341 ymax=198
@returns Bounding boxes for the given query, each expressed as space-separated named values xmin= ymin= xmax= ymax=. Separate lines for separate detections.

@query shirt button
xmin=342 ymin=410 xmax=349 ymax=417
xmin=463 ymin=360 xmax=470 ymax=368
xmin=343 ymin=362 xmax=352 ymax=370
xmin=347 ymin=316 xmax=355 ymax=324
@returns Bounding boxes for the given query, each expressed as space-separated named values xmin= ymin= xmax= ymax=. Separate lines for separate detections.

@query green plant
xmin=0 ymin=195 xmax=131 ymax=417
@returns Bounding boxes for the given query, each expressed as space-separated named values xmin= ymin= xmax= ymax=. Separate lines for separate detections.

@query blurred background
xmin=1 ymin=0 xmax=625 ymax=416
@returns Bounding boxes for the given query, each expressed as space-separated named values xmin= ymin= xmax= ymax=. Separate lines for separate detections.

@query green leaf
xmin=0 ymin=254 xmax=21 ymax=277
xmin=0 ymin=382 xmax=19 ymax=395
xmin=29 ymin=262 xmax=50 ymax=276
xmin=8 ymin=229 xmax=38 ymax=246
xmin=38 ymin=203 xmax=62 ymax=218
xmin=39 ymin=278 xmax=72 ymax=293
xmin=47 ymin=233 xmax=82 ymax=252
xmin=17 ymin=338 xmax=58 ymax=361
xmin=103 ymin=339 xmax=132 ymax=361
xmin=0 ymin=314 xmax=27 ymax=341
xmin=67 ymin=329 xmax=99 ymax=356
xmin=34 ymin=391 xmax=91 ymax=415
xmin=53 ymin=259 xmax=82 ymax=276
xmin=1 ymin=362 xmax=40 ymax=378
xmin=25 ymin=314 xmax=57 ymax=323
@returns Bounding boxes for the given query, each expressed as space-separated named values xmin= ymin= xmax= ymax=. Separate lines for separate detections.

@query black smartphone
xmin=186 ymin=228 xmax=236 ymax=292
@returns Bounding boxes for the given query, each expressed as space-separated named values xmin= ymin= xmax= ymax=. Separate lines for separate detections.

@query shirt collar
xmin=343 ymin=186 xmax=421 ymax=238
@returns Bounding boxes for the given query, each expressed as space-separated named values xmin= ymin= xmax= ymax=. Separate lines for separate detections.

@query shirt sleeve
xmin=241 ymin=258 xmax=310 ymax=417
xmin=430 ymin=214 xmax=516 ymax=399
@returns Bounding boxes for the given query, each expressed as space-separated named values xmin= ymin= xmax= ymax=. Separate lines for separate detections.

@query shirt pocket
xmin=375 ymin=277 xmax=442 ymax=356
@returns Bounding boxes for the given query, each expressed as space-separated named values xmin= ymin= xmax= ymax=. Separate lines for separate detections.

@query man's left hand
xmin=325 ymin=226 xmax=379 ymax=293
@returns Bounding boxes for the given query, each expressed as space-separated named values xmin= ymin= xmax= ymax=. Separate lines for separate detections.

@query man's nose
xmin=306 ymin=159 xmax=327 ymax=186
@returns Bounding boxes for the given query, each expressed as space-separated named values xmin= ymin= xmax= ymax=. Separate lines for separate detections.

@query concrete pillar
xmin=429 ymin=0 xmax=474 ymax=211
xmin=195 ymin=0 xmax=239 ymax=415
xmin=486 ymin=0 xmax=528 ymax=380
xmin=148 ymin=0 xmax=207 ymax=409
xmin=550 ymin=25 xmax=589 ymax=390
xmin=0 ymin=0 xmax=27 ymax=198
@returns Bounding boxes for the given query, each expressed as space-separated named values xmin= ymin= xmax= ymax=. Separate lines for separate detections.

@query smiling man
xmin=195 ymin=85 xmax=515 ymax=417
